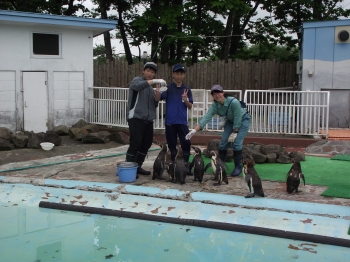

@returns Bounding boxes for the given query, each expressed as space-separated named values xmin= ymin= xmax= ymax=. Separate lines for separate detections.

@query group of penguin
xmin=152 ymin=143 xmax=306 ymax=198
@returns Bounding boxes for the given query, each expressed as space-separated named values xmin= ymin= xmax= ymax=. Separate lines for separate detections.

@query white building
xmin=0 ymin=10 xmax=116 ymax=132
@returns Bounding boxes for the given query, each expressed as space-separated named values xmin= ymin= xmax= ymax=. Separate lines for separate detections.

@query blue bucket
xmin=116 ymin=162 xmax=138 ymax=183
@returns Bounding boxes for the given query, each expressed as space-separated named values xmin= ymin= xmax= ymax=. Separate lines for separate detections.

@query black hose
xmin=39 ymin=201 xmax=350 ymax=248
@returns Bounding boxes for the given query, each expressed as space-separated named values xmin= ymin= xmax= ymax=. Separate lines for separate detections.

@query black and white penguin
xmin=204 ymin=150 xmax=228 ymax=186
xmin=164 ymin=149 xmax=174 ymax=182
xmin=152 ymin=143 xmax=167 ymax=180
xmin=286 ymin=158 xmax=305 ymax=193
xmin=189 ymin=146 xmax=205 ymax=183
xmin=242 ymin=158 xmax=265 ymax=198
xmin=174 ymin=145 xmax=187 ymax=184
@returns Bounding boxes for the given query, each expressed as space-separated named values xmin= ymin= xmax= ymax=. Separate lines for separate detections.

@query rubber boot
xmin=231 ymin=150 xmax=243 ymax=177
xmin=135 ymin=152 xmax=151 ymax=175
xmin=219 ymin=149 xmax=227 ymax=163
xmin=125 ymin=153 xmax=138 ymax=179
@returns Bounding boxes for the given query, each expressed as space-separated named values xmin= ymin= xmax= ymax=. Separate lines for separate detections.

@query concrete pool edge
xmin=1 ymin=177 xmax=349 ymax=218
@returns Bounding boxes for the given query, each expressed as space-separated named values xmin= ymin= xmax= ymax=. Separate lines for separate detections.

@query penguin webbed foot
xmin=213 ymin=182 xmax=221 ymax=186
xmin=245 ymin=193 xmax=255 ymax=198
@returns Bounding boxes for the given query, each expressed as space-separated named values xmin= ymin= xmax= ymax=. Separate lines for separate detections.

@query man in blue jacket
xmin=161 ymin=63 xmax=193 ymax=164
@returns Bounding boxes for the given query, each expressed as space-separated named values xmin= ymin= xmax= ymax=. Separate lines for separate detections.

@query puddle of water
xmin=0 ymin=206 xmax=349 ymax=261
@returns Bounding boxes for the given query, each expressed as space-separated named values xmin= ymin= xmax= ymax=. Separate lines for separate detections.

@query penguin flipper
xmin=244 ymin=173 xmax=252 ymax=183
xmin=204 ymin=162 xmax=212 ymax=172
xmin=300 ymin=173 xmax=306 ymax=185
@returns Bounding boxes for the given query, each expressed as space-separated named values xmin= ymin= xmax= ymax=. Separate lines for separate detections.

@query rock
xmin=0 ymin=127 xmax=13 ymax=143
xmin=289 ymin=151 xmax=306 ymax=161
xmin=81 ymin=124 xmax=100 ymax=133
xmin=266 ymin=153 xmax=277 ymax=163
xmin=277 ymin=154 xmax=292 ymax=164
xmin=27 ymin=132 xmax=46 ymax=149
xmin=265 ymin=144 xmax=289 ymax=157
xmin=110 ymin=131 xmax=130 ymax=144
xmin=0 ymin=138 xmax=12 ymax=151
xmin=53 ymin=125 xmax=69 ymax=136
xmin=72 ymin=119 xmax=88 ymax=128
xmin=45 ymin=132 xmax=62 ymax=146
xmin=69 ymin=127 xmax=89 ymax=141
xmin=204 ymin=139 xmax=221 ymax=158
xmin=82 ymin=131 xmax=111 ymax=143
xmin=242 ymin=147 xmax=267 ymax=163
xmin=12 ymin=134 xmax=28 ymax=148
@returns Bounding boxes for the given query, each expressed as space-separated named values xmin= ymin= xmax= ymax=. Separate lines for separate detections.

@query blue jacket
xmin=161 ymin=82 xmax=193 ymax=125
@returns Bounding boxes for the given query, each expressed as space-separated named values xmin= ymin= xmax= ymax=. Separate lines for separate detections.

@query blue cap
xmin=173 ymin=63 xmax=186 ymax=72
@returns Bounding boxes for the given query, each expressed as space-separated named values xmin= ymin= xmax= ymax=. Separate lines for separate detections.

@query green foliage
xmin=234 ymin=44 xmax=299 ymax=61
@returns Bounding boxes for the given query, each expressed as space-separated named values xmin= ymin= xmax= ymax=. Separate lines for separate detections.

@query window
xmin=32 ymin=33 xmax=61 ymax=57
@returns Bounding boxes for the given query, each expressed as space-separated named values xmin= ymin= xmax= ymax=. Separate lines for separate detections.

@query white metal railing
xmin=88 ymin=87 xmax=329 ymax=138
xmin=244 ymin=90 xmax=329 ymax=138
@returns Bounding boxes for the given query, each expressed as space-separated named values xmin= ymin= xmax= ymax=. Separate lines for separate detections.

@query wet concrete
xmin=1 ymin=136 xmax=350 ymax=207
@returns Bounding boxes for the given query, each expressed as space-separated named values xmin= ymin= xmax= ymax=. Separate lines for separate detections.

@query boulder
xmin=45 ymin=132 xmax=62 ymax=146
xmin=0 ymin=138 xmax=12 ymax=151
xmin=82 ymin=131 xmax=111 ymax=143
xmin=12 ymin=134 xmax=28 ymax=148
xmin=69 ymin=127 xmax=89 ymax=141
xmin=277 ymin=154 xmax=292 ymax=164
xmin=72 ymin=119 xmax=88 ymax=128
xmin=289 ymin=150 xmax=306 ymax=161
xmin=53 ymin=125 xmax=69 ymax=136
xmin=27 ymin=132 xmax=46 ymax=149
xmin=110 ymin=131 xmax=130 ymax=144
xmin=0 ymin=127 xmax=13 ymax=143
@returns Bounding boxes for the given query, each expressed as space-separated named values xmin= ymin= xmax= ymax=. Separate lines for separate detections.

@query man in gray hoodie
xmin=126 ymin=62 xmax=166 ymax=177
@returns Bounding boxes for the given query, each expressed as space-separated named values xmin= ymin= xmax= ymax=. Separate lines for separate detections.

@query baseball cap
xmin=210 ymin=85 xmax=223 ymax=94
xmin=144 ymin=62 xmax=157 ymax=72
xmin=173 ymin=63 xmax=186 ymax=72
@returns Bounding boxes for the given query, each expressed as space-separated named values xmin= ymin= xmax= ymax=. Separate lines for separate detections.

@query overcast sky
xmin=84 ymin=0 xmax=350 ymax=59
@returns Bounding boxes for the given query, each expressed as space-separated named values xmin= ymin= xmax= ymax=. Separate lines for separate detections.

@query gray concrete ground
xmin=1 ymin=136 xmax=350 ymax=207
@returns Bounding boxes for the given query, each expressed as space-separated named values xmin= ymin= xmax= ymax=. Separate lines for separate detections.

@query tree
xmin=0 ymin=0 xmax=88 ymax=15
xmin=262 ymin=0 xmax=350 ymax=49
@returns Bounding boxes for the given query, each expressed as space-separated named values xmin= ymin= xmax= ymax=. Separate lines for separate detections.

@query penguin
xmin=152 ymin=143 xmax=167 ymax=180
xmin=189 ymin=146 xmax=205 ymax=183
xmin=286 ymin=158 xmax=306 ymax=193
xmin=164 ymin=149 xmax=175 ymax=182
xmin=242 ymin=158 xmax=265 ymax=198
xmin=173 ymin=145 xmax=187 ymax=184
xmin=204 ymin=150 xmax=228 ymax=186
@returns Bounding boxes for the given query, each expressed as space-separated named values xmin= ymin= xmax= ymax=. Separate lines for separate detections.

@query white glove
xmin=185 ymin=129 xmax=197 ymax=140
xmin=153 ymin=79 xmax=167 ymax=86
xmin=159 ymin=86 xmax=168 ymax=93
xmin=228 ymin=133 xmax=237 ymax=142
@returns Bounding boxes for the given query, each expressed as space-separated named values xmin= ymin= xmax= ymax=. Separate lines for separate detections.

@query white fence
xmin=88 ymin=87 xmax=329 ymax=138
xmin=245 ymin=90 xmax=329 ymax=137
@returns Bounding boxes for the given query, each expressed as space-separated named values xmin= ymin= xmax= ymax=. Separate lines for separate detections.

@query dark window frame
xmin=31 ymin=32 xmax=62 ymax=58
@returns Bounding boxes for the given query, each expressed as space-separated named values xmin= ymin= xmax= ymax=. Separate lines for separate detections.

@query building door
xmin=23 ymin=72 xmax=48 ymax=132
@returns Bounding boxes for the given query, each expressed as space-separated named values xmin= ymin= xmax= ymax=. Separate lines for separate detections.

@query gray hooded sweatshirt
xmin=127 ymin=76 xmax=158 ymax=122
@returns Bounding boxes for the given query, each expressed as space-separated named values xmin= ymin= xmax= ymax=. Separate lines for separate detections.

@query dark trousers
xmin=127 ymin=118 xmax=154 ymax=157
xmin=165 ymin=124 xmax=191 ymax=162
